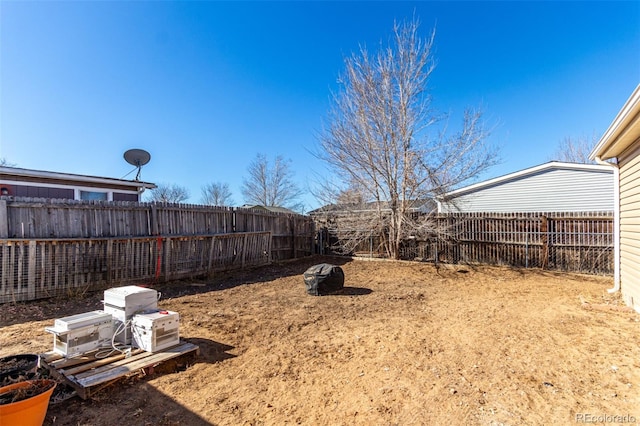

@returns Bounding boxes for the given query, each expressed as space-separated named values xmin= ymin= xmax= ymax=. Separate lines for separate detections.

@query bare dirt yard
xmin=1 ymin=256 xmax=639 ymax=425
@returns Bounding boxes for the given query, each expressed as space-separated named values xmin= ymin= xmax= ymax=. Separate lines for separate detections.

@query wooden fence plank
xmin=0 ymin=200 xmax=8 ymax=239
xmin=0 ymin=232 xmax=275 ymax=303
xmin=28 ymin=240 xmax=36 ymax=299
xmin=0 ymin=198 xmax=314 ymax=303
xmin=322 ymin=211 xmax=613 ymax=275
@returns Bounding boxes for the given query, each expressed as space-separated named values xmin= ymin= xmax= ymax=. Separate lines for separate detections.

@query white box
xmin=131 ymin=310 xmax=180 ymax=352
xmin=45 ymin=310 xmax=113 ymax=357
xmin=103 ymin=285 xmax=158 ymax=314
xmin=103 ymin=286 xmax=158 ymax=344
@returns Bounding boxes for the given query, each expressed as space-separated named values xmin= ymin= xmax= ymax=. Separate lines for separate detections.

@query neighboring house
xmin=437 ymin=161 xmax=614 ymax=213
xmin=589 ymin=84 xmax=640 ymax=313
xmin=0 ymin=166 xmax=156 ymax=202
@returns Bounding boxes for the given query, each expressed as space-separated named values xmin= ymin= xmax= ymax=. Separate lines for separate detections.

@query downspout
xmin=595 ymin=157 xmax=620 ymax=293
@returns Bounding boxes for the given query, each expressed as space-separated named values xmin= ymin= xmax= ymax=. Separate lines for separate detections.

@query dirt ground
xmin=1 ymin=256 xmax=639 ymax=426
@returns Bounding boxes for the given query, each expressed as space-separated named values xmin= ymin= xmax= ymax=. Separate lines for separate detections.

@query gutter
xmin=594 ymin=157 xmax=620 ymax=293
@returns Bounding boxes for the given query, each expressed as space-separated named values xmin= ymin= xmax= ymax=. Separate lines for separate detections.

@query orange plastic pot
xmin=0 ymin=379 xmax=56 ymax=426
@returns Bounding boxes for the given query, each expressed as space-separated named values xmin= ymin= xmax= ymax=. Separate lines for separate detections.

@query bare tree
xmin=316 ymin=18 xmax=497 ymax=259
xmin=241 ymin=153 xmax=303 ymax=211
xmin=201 ymin=182 xmax=234 ymax=206
xmin=146 ymin=183 xmax=190 ymax=203
xmin=0 ymin=158 xmax=15 ymax=167
xmin=337 ymin=187 xmax=366 ymax=205
xmin=552 ymin=135 xmax=597 ymax=164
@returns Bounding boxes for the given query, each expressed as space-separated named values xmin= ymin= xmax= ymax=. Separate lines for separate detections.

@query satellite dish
xmin=123 ymin=149 xmax=151 ymax=181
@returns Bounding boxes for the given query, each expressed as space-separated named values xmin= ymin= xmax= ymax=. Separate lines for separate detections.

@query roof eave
xmin=590 ymin=84 xmax=640 ymax=161
xmin=0 ymin=166 xmax=157 ymax=189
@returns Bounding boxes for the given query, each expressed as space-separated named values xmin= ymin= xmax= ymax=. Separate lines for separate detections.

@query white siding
xmin=440 ymin=168 xmax=614 ymax=213
xmin=618 ymin=140 xmax=640 ymax=312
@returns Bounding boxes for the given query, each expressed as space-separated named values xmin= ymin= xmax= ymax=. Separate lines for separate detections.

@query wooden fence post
xmin=106 ymin=239 xmax=113 ymax=285
xmin=232 ymin=208 xmax=237 ymax=232
xmin=164 ymin=237 xmax=171 ymax=281
xmin=0 ymin=244 xmax=6 ymax=298
xmin=0 ymin=200 xmax=8 ymax=238
xmin=155 ymin=237 xmax=163 ymax=281
xmin=150 ymin=204 xmax=159 ymax=236
xmin=541 ymin=215 xmax=549 ymax=269
xmin=241 ymin=233 xmax=248 ymax=268
xmin=267 ymin=232 xmax=272 ymax=263
xmin=208 ymin=236 xmax=216 ymax=277
xmin=291 ymin=216 xmax=296 ymax=259
xmin=450 ymin=215 xmax=459 ymax=264
xmin=525 ymin=222 xmax=529 ymax=268
xmin=28 ymin=240 xmax=37 ymax=300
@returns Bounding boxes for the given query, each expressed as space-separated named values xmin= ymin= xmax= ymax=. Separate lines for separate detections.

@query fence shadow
xmin=158 ymin=255 xmax=354 ymax=298
xmin=2 ymin=256 xmax=355 ymax=327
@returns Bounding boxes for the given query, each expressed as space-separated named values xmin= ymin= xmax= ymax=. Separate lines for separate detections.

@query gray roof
xmin=0 ymin=166 xmax=156 ymax=189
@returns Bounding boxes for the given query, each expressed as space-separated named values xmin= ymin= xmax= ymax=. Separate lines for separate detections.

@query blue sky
xmin=1 ymin=1 xmax=639 ymax=212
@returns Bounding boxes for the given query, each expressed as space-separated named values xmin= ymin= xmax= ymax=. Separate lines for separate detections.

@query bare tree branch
xmin=201 ymin=182 xmax=234 ymax=206
xmin=315 ymin=17 xmax=498 ymax=259
xmin=551 ymin=135 xmax=598 ymax=164
xmin=146 ymin=183 xmax=190 ymax=203
xmin=241 ymin=153 xmax=304 ymax=211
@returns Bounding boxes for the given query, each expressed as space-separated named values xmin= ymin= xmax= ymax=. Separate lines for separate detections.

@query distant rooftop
xmin=0 ymin=165 xmax=156 ymax=190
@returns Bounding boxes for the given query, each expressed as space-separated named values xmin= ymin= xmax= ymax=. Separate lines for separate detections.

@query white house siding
xmin=440 ymin=168 xmax=614 ymax=213
xmin=618 ymin=140 xmax=640 ymax=312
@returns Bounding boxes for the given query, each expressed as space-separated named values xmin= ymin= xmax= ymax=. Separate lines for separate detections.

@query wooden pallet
xmin=39 ymin=341 xmax=199 ymax=399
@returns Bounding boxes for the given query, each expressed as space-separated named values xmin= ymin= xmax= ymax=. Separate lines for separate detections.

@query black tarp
xmin=303 ymin=264 xmax=344 ymax=296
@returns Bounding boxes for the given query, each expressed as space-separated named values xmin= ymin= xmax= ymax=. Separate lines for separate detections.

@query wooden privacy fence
xmin=323 ymin=212 xmax=614 ymax=275
xmin=433 ymin=212 xmax=614 ymax=274
xmin=0 ymin=232 xmax=271 ymax=303
xmin=0 ymin=197 xmax=316 ymax=303
xmin=0 ymin=198 xmax=312 ymax=238
xmin=0 ymin=197 xmax=315 ymax=261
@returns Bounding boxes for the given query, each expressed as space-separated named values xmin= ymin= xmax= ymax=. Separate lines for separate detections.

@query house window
xmin=79 ymin=190 xmax=108 ymax=201
xmin=113 ymin=192 xmax=138 ymax=202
